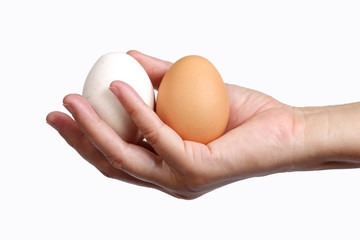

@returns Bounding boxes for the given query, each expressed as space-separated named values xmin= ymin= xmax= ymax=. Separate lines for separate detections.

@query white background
xmin=1 ymin=0 xmax=359 ymax=239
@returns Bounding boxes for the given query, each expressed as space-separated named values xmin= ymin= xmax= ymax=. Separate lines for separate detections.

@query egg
xmin=82 ymin=52 xmax=154 ymax=143
xmin=156 ymin=55 xmax=229 ymax=144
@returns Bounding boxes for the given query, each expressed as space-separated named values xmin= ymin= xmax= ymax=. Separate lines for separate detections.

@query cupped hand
xmin=46 ymin=51 xmax=300 ymax=199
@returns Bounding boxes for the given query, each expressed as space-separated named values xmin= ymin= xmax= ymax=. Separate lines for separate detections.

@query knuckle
xmin=183 ymin=177 xmax=207 ymax=193
xmin=142 ymin=122 xmax=165 ymax=146
xmin=105 ymin=154 xmax=125 ymax=171
xmin=100 ymin=170 xmax=114 ymax=179
xmin=98 ymin=163 xmax=118 ymax=179
xmin=172 ymin=172 xmax=209 ymax=199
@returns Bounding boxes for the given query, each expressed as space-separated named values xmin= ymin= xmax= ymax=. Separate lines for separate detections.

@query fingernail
xmin=47 ymin=121 xmax=59 ymax=131
xmin=63 ymin=103 xmax=75 ymax=115
xmin=109 ymin=86 xmax=120 ymax=97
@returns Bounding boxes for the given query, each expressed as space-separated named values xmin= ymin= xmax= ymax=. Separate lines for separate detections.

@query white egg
xmin=82 ymin=52 xmax=154 ymax=143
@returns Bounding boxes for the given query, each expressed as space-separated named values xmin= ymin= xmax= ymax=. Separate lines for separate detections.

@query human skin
xmin=46 ymin=50 xmax=360 ymax=199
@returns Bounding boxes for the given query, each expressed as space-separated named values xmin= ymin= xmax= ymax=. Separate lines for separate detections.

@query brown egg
xmin=156 ymin=55 xmax=229 ymax=144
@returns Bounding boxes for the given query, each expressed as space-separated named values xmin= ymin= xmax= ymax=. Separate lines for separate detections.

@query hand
xmin=46 ymin=51 xmax=298 ymax=199
xmin=46 ymin=51 xmax=360 ymax=199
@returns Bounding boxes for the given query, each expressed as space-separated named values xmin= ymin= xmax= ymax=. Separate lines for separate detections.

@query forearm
xmin=293 ymin=102 xmax=360 ymax=171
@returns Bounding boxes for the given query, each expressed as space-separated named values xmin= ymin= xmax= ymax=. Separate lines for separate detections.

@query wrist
xmin=292 ymin=103 xmax=360 ymax=171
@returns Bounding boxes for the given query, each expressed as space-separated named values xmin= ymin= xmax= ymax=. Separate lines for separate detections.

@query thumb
xmin=127 ymin=50 xmax=172 ymax=90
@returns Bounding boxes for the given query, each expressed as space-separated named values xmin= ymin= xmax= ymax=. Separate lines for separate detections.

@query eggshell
xmin=156 ymin=55 xmax=229 ymax=144
xmin=82 ymin=52 xmax=154 ymax=143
